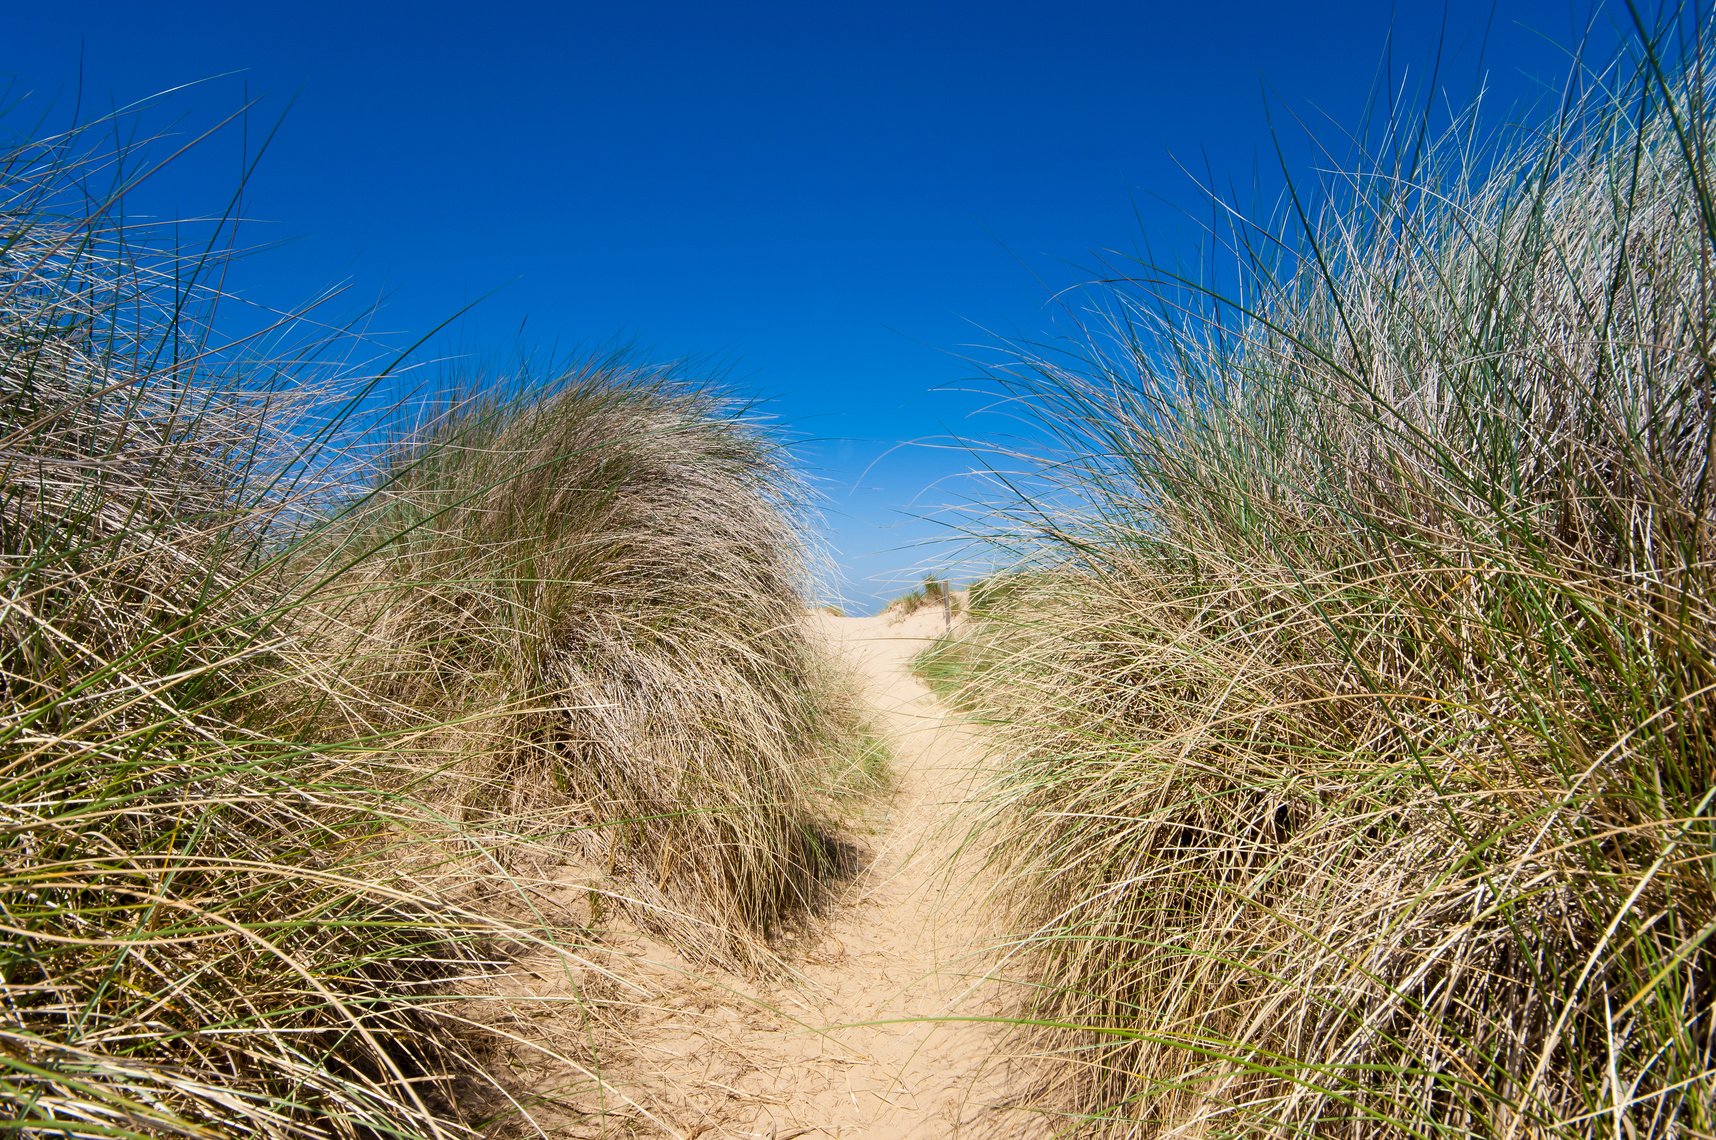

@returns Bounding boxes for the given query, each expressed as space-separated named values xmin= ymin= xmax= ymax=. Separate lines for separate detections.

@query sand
xmin=519 ymin=606 xmax=1029 ymax=1138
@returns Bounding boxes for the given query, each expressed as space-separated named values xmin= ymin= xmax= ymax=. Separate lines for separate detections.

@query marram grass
xmin=951 ymin=11 xmax=1716 ymax=1138
xmin=301 ymin=366 xmax=864 ymax=971
xmin=0 ymin=175 xmax=512 ymax=1133
xmin=0 ymin=105 xmax=862 ymax=1136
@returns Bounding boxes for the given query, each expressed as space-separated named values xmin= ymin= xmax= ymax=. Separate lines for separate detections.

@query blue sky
xmin=7 ymin=1 xmax=1621 ymax=610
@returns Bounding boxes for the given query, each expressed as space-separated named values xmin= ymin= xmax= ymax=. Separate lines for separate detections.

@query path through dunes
xmin=536 ymin=606 xmax=1026 ymax=1138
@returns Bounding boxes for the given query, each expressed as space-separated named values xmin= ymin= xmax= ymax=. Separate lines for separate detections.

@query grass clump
xmin=308 ymin=365 xmax=858 ymax=969
xmin=0 ymin=101 xmax=859 ymax=1134
xmin=957 ymin=13 xmax=1716 ymax=1137
xmin=0 ymin=119 xmax=528 ymax=1136
xmin=885 ymin=574 xmax=955 ymax=617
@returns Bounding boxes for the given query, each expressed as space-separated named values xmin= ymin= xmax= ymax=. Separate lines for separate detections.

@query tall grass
xmin=302 ymin=365 xmax=860 ymax=970
xmin=0 ymin=101 xmax=857 ymax=1135
xmin=0 ymin=112 xmax=526 ymax=1136
xmin=957 ymin=11 xmax=1716 ymax=1136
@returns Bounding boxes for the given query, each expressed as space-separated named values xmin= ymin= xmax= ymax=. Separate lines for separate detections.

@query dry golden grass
xmin=949 ymin=13 xmax=1716 ymax=1136
xmin=298 ymin=368 xmax=862 ymax=970
xmin=0 ymin=104 xmax=863 ymax=1136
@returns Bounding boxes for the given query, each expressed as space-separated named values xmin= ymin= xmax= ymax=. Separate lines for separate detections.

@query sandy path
xmin=531 ymin=607 xmax=1026 ymax=1137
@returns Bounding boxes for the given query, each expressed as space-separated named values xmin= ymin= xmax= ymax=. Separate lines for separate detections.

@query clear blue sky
xmin=6 ymin=1 xmax=1620 ymax=611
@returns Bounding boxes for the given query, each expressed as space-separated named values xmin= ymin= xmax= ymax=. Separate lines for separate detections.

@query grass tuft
xmin=303 ymin=366 xmax=859 ymax=970
xmin=885 ymin=574 xmax=956 ymax=618
xmin=954 ymin=11 xmax=1716 ymax=1136
xmin=0 ymin=100 xmax=861 ymax=1135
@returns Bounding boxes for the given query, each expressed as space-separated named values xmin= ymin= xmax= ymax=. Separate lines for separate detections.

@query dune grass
xmin=0 ymin=128 xmax=518 ymax=1135
xmin=951 ymin=10 xmax=1716 ymax=1136
xmin=884 ymin=574 xmax=956 ymax=618
xmin=0 ymin=105 xmax=860 ymax=1136
xmin=301 ymin=364 xmax=863 ymax=970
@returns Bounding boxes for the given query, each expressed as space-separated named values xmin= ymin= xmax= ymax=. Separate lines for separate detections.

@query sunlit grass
xmin=299 ymin=363 xmax=865 ymax=971
xmin=0 ymin=99 xmax=863 ymax=1136
xmin=951 ymin=7 xmax=1716 ymax=1136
